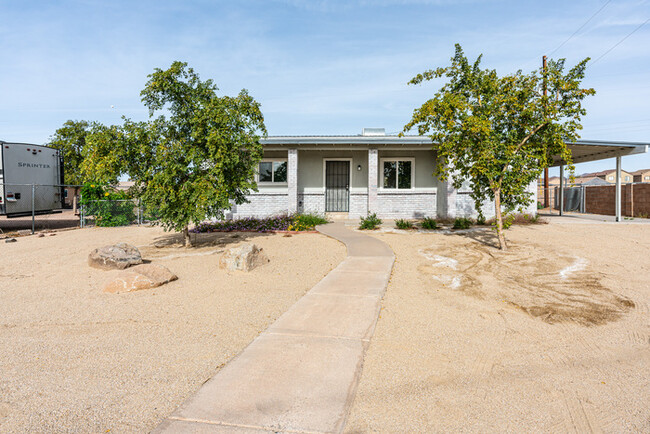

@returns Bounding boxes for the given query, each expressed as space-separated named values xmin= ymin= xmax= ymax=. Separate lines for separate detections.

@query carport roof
xmin=553 ymin=140 xmax=649 ymax=166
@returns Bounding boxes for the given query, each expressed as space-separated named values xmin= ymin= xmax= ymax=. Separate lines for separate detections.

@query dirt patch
xmin=418 ymin=240 xmax=634 ymax=325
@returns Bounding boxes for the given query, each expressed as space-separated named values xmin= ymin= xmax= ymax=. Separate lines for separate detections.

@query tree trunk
xmin=183 ymin=226 xmax=192 ymax=248
xmin=494 ymin=189 xmax=507 ymax=251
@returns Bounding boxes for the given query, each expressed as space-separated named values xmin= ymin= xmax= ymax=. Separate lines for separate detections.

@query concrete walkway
xmin=155 ymin=223 xmax=394 ymax=433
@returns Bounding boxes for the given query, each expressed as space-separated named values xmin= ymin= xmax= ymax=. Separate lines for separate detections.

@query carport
xmin=548 ymin=140 xmax=649 ymax=221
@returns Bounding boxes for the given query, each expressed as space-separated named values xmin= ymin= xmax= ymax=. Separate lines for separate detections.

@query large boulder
xmin=88 ymin=243 xmax=143 ymax=270
xmin=103 ymin=264 xmax=178 ymax=293
xmin=219 ymin=243 xmax=269 ymax=271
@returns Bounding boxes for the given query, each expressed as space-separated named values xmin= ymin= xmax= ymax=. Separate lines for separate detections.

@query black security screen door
xmin=325 ymin=161 xmax=350 ymax=212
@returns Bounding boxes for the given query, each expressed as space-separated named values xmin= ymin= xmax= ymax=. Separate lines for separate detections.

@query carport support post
xmin=559 ymin=165 xmax=564 ymax=216
xmin=31 ymin=184 xmax=35 ymax=234
xmin=616 ymin=156 xmax=622 ymax=222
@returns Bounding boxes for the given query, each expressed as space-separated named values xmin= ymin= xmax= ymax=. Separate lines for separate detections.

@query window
xmin=645 ymin=175 xmax=650 ymax=181
xmin=625 ymin=176 xmax=630 ymax=181
xmin=258 ymin=160 xmax=287 ymax=183
xmin=382 ymin=159 xmax=413 ymax=189
xmin=608 ymin=176 xmax=614 ymax=180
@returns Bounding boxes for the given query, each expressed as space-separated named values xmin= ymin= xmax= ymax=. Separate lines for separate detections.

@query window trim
xmin=379 ymin=157 xmax=415 ymax=191
xmin=257 ymin=158 xmax=288 ymax=185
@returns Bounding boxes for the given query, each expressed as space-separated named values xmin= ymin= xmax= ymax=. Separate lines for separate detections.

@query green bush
xmin=289 ymin=213 xmax=329 ymax=231
xmin=537 ymin=201 xmax=544 ymax=209
xmin=452 ymin=217 xmax=472 ymax=230
xmin=81 ymin=183 xmax=136 ymax=227
xmin=395 ymin=219 xmax=414 ymax=230
xmin=359 ymin=213 xmax=382 ymax=230
xmin=476 ymin=215 xmax=486 ymax=226
xmin=421 ymin=217 xmax=438 ymax=230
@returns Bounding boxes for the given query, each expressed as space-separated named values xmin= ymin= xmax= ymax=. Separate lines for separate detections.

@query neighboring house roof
xmin=630 ymin=169 xmax=650 ymax=175
xmin=574 ymin=177 xmax=610 ymax=186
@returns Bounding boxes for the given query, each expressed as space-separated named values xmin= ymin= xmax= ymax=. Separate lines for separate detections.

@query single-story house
xmin=228 ymin=130 xmax=649 ymax=221
xmin=229 ymin=128 xmax=535 ymax=220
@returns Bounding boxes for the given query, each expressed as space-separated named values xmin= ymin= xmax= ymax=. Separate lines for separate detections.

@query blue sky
xmin=1 ymin=0 xmax=649 ymax=174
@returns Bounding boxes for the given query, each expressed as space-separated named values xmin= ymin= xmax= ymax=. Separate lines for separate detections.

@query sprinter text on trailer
xmin=0 ymin=141 xmax=64 ymax=217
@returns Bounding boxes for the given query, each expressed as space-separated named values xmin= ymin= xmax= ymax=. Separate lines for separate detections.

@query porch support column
xmin=288 ymin=149 xmax=298 ymax=214
xmin=559 ymin=164 xmax=565 ymax=216
xmin=615 ymin=155 xmax=622 ymax=222
xmin=368 ymin=149 xmax=378 ymax=214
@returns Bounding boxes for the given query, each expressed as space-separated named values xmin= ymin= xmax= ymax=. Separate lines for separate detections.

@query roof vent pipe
xmin=362 ymin=128 xmax=385 ymax=136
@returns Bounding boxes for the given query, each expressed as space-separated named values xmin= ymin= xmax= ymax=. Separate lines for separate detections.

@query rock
xmin=5 ymin=238 xmax=17 ymax=243
xmin=88 ymin=243 xmax=143 ymax=270
xmin=219 ymin=243 xmax=269 ymax=271
xmin=38 ymin=234 xmax=45 ymax=238
xmin=103 ymin=264 xmax=178 ymax=293
xmin=17 ymin=230 xmax=31 ymax=236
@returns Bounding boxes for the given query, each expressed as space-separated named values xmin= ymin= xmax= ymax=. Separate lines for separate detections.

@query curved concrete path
xmin=155 ymin=223 xmax=394 ymax=433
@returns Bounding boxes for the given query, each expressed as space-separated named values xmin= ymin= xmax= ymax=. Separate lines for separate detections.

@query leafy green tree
xmin=49 ymin=120 xmax=92 ymax=185
xmin=79 ymin=123 xmax=125 ymax=185
xmin=130 ymin=61 xmax=267 ymax=246
xmin=404 ymin=44 xmax=594 ymax=250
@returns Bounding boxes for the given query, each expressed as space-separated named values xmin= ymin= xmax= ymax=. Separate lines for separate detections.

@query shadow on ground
xmin=151 ymin=230 xmax=276 ymax=249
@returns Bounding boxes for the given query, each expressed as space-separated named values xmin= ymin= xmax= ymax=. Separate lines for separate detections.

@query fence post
xmin=80 ymin=191 xmax=84 ymax=228
xmin=31 ymin=184 xmax=35 ymax=234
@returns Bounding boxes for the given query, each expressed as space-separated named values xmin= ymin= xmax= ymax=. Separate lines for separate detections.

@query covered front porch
xmin=231 ymin=132 xmax=443 ymax=219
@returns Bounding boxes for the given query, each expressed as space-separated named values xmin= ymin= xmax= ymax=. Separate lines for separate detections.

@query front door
xmin=325 ymin=161 xmax=350 ymax=212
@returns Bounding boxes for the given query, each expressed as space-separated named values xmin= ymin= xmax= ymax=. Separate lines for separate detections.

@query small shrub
xmin=452 ymin=217 xmax=472 ymax=230
xmin=395 ymin=219 xmax=414 ymax=230
xmin=476 ymin=215 xmax=486 ymax=226
xmin=290 ymin=213 xmax=328 ymax=231
xmin=421 ymin=217 xmax=438 ymax=230
xmin=537 ymin=201 xmax=544 ymax=209
xmin=359 ymin=213 xmax=382 ymax=230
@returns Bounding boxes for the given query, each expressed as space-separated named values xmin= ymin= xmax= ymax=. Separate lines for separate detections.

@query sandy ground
xmin=0 ymin=226 xmax=345 ymax=432
xmin=346 ymin=222 xmax=650 ymax=432
xmin=0 ymin=209 xmax=80 ymax=232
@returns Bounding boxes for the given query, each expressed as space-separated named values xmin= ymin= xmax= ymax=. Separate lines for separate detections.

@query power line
xmin=591 ymin=17 xmax=650 ymax=64
xmin=549 ymin=0 xmax=612 ymax=56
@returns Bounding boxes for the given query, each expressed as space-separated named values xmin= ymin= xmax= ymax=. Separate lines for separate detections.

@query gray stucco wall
xmin=297 ymin=150 xmax=368 ymax=190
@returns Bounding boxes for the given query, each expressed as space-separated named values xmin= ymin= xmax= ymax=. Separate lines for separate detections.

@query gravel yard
xmin=346 ymin=222 xmax=650 ymax=432
xmin=0 ymin=225 xmax=345 ymax=432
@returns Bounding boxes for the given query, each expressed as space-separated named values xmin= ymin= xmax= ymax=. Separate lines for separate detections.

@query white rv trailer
xmin=0 ymin=141 xmax=64 ymax=217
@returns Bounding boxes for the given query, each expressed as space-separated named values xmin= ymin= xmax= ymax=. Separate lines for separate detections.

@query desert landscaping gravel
xmin=0 ymin=226 xmax=345 ymax=432
xmin=346 ymin=222 xmax=650 ymax=432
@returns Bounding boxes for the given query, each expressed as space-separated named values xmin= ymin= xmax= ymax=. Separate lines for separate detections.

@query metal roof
xmin=555 ymin=140 xmax=649 ymax=166
xmin=261 ymin=135 xmax=432 ymax=146
xmin=261 ymin=135 xmax=649 ymax=165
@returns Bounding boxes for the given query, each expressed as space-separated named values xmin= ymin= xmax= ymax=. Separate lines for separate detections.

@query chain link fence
xmin=80 ymin=199 xmax=159 ymax=228
xmin=1 ymin=182 xmax=158 ymax=233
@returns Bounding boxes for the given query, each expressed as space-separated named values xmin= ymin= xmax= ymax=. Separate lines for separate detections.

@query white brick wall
xmin=376 ymin=192 xmax=437 ymax=219
xmin=350 ymin=192 xmax=368 ymax=218
xmin=298 ymin=193 xmax=325 ymax=214
xmin=455 ymin=180 xmax=538 ymax=219
xmin=231 ymin=193 xmax=289 ymax=217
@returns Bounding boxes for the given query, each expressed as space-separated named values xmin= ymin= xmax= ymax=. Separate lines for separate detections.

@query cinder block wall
xmin=584 ymin=183 xmax=650 ymax=217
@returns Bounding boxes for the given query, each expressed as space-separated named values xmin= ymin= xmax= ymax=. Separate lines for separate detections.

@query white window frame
xmin=379 ymin=157 xmax=415 ymax=191
xmin=257 ymin=158 xmax=288 ymax=185
xmin=608 ymin=176 xmax=614 ymax=181
xmin=645 ymin=175 xmax=650 ymax=181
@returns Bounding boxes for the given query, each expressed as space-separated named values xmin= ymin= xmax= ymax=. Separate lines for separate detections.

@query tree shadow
xmin=152 ymin=230 xmax=275 ymax=249
xmin=441 ymin=227 xmax=500 ymax=249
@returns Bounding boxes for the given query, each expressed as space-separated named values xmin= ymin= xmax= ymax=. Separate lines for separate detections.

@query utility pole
xmin=543 ymin=55 xmax=550 ymax=209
